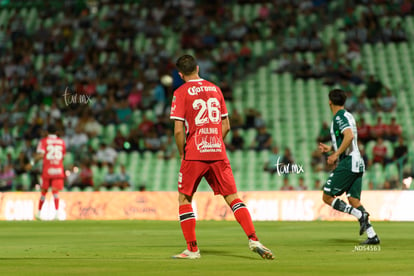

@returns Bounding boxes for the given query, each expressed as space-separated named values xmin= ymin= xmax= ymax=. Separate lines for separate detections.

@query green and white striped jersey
xmin=330 ymin=109 xmax=365 ymax=173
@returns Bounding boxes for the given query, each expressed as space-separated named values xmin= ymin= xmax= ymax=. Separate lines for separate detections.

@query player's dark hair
xmin=329 ymin=89 xmax=347 ymax=106
xmin=176 ymin=55 xmax=197 ymax=76
xmin=47 ymin=124 xmax=57 ymax=134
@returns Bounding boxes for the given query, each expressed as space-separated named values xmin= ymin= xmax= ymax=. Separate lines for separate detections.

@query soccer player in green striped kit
xmin=319 ymin=89 xmax=380 ymax=244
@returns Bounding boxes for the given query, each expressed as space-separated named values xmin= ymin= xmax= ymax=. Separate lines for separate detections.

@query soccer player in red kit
xmin=35 ymin=125 xmax=66 ymax=220
xmin=170 ymin=55 xmax=274 ymax=260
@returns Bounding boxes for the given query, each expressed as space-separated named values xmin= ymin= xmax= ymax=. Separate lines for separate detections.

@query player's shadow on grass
xmin=200 ymin=249 xmax=258 ymax=260
xmin=327 ymin=238 xmax=359 ymax=244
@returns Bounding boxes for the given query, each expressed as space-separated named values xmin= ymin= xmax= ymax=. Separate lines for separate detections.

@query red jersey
xmin=170 ymin=78 xmax=228 ymax=161
xmin=372 ymin=144 xmax=387 ymax=163
xmin=36 ymin=135 xmax=66 ymax=178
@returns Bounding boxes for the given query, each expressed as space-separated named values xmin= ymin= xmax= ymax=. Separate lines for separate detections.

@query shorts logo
xmin=178 ymin=172 xmax=182 ymax=183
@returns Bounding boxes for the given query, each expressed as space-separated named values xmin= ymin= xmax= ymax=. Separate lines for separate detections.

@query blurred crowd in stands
xmin=0 ymin=0 xmax=413 ymax=191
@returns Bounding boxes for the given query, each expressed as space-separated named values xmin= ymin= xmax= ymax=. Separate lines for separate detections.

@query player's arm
xmin=222 ymin=116 xmax=230 ymax=139
xmin=34 ymin=141 xmax=45 ymax=164
xmin=318 ymin=143 xmax=332 ymax=153
xmin=327 ymin=128 xmax=354 ymax=165
xmin=174 ymin=120 xmax=185 ymax=160
xmin=34 ymin=152 xmax=44 ymax=163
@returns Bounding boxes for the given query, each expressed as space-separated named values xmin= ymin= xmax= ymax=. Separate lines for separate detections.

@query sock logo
xmin=231 ymin=202 xmax=246 ymax=213
xmin=179 ymin=212 xmax=195 ymax=222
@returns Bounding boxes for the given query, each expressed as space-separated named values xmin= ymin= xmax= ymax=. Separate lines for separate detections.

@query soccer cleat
xmin=35 ymin=211 xmax=41 ymax=221
xmin=360 ymin=235 xmax=380 ymax=245
xmin=249 ymin=240 xmax=275 ymax=260
xmin=171 ymin=249 xmax=200 ymax=259
xmin=359 ymin=212 xmax=370 ymax=235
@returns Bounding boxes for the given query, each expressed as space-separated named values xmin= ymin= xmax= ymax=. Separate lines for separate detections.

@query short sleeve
xmin=170 ymin=89 xmax=185 ymax=121
xmin=36 ymin=139 xmax=45 ymax=154
xmin=219 ymin=87 xmax=228 ymax=118
xmin=335 ymin=114 xmax=351 ymax=133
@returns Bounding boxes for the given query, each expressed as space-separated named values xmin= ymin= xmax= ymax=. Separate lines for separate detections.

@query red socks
xmin=230 ymin=199 xmax=258 ymax=241
xmin=52 ymin=191 xmax=59 ymax=210
xmin=38 ymin=191 xmax=47 ymax=211
xmin=179 ymin=204 xmax=198 ymax=252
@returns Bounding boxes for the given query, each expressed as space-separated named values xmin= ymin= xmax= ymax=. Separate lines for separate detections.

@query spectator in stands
xmin=380 ymin=89 xmax=397 ymax=113
xmin=281 ymin=147 xmax=295 ymax=173
xmin=381 ymin=20 xmax=393 ymax=43
xmin=316 ymin=122 xmax=331 ymax=143
xmin=138 ymin=114 xmax=155 ymax=136
xmin=386 ymin=117 xmax=402 ymax=142
xmin=144 ymin=129 xmax=162 ymax=153
xmin=354 ymin=94 xmax=369 ymax=114
xmin=115 ymin=100 xmax=132 ymax=123
xmin=344 ymin=89 xmax=358 ymax=112
xmin=221 ymin=80 xmax=233 ymax=102
xmin=311 ymin=147 xmax=326 ymax=172
xmin=0 ymin=164 xmax=15 ymax=191
xmin=371 ymin=116 xmax=388 ymax=140
xmin=364 ymin=75 xmax=385 ymax=109
xmin=297 ymin=30 xmax=310 ymax=52
xmin=95 ymin=142 xmax=117 ymax=166
xmin=393 ymin=136 xmax=408 ymax=165
xmin=113 ymin=130 xmax=127 ymax=152
xmin=117 ymin=165 xmax=131 ymax=190
xmin=391 ymin=22 xmax=407 ymax=43
xmin=313 ymin=178 xmax=321 ymax=190
xmin=263 ymin=146 xmax=281 ymax=175
xmin=275 ymin=53 xmax=292 ymax=74
xmin=0 ymin=124 xmax=13 ymax=147
xmin=244 ymin=108 xmax=258 ymax=129
xmin=70 ymin=162 xmax=94 ymax=191
xmin=84 ymin=116 xmax=102 ymax=138
xmin=229 ymin=109 xmax=244 ymax=130
xmin=254 ymin=112 xmax=266 ymax=129
xmin=238 ymin=40 xmax=252 ymax=68
xmin=280 ymin=177 xmax=294 ymax=191
xmin=160 ymin=129 xmax=177 ymax=160
xmin=351 ymin=63 xmax=366 ymax=85
xmin=128 ymin=83 xmax=143 ymax=109
xmin=100 ymin=163 xmax=118 ymax=190
xmin=283 ymin=31 xmax=297 ymax=53
xmin=227 ymin=129 xmax=245 ymax=152
xmin=68 ymin=126 xmax=88 ymax=151
xmin=309 ymin=31 xmax=323 ymax=52
xmin=13 ymin=152 xmax=31 ymax=175
xmin=250 ymin=126 xmax=272 ymax=151
xmin=372 ymin=137 xmax=389 ymax=167
xmin=359 ymin=143 xmax=370 ymax=169
xmin=22 ymin=138 xmax=36 ymax=160
xmin=296 ymin=177 xmax=308 ymax=191
xmin=357 ymin=117 xmax=371 ymax=145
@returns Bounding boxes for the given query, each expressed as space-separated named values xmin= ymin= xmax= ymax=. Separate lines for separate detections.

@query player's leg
xmin=51 ymin=178 xmax=64 ymax=220
xmin=347 ymin=177 xmax=380 ymax=244
xmin=223 ymin=193 xmax=274 ymax=260
xmin=36 ymin=178 xmax=50 ymax=220
xmin=172 ymin=160 xmax=203 ymax=259
xmin=209 ymin=159 xmax=274 ymax=259
xmin=223 ymin=193 xmax=258 ymax=241
xmin=323 ymin=168 xmax=364 ymax=220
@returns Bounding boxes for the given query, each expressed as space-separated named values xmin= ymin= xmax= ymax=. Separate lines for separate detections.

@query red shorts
xmin=178 ymin=159 xmax=237 ymax=196
xmin=41 ymin=177 xmax=64 ymax=191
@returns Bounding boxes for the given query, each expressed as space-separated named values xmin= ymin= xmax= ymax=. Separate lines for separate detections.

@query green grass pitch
xmin=0 ymin=220 xmax=413 ymax=276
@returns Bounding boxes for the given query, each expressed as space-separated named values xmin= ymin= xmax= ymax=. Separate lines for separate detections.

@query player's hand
xmin=318 ymin=143 xmax=331 ymax=153
xmin=327 ymin=152 xmax=338 ymax=165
